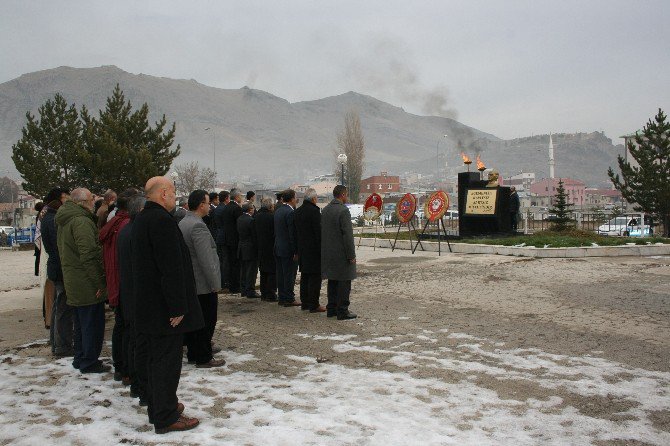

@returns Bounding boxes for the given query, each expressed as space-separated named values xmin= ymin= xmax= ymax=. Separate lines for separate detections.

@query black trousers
xmin=50 ymin=281 xmax=74 ymax=355
xmin=327 ymin=280 xmax=351 ymax=315
xmin=72 ymin=302 xmax=105 ymax=371
xmin=300 ymin=272 xmax=321 ymax=310
xmin=112 ymin=305 xmax=125 ymax=375
xmin=217 ymin=242 xmax=228 ymax=289
xmin=185 ymin=293 xmax=217 ymax=364
xmin=511 ymin=213 xmax=518 ymax=232
xmin=240 ymin=258 xmax=258 ymax=296
xmin=34 ymin=246 xmax=40 ymax=276
xmin=276 ymin=255 xmax=297 ymax=303
xmin=146 ymin=332 xmax=183 ymax=429
xmin=135 ymin=330 xmax=149 ymax=403
xmin=225 ymin=245 xmax=240 ymax=292
xmin=125 ymin=319 xmax=143 ymax=398
xmin=260 ymin=272 xmax=276 ymax=298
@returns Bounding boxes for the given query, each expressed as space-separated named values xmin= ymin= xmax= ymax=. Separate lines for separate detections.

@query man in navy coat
xmin=274 ymin=189 xmax=301 ymax=307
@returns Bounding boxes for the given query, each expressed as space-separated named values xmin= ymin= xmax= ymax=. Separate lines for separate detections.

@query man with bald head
xmin=131 ymin=176 xmax=204 ymax=434
xmin=55 ymin=188 xmax=108 ymax=373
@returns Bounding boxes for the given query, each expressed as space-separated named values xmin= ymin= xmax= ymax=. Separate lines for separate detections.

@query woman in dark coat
xmin=253 ymin=197 xmax=277 ymax=301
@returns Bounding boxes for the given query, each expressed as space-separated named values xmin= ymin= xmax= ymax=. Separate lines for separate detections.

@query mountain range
xmin=0 ymin=65 xmax=624 ymax=187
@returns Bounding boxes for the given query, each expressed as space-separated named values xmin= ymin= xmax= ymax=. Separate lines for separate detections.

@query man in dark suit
xmin=221 ymin=189 xmax=243 ymax=294
xmin=274 ymin=189 xmax=301 ymax=307
xmin=213 ymin=190 xmax=229 ymax=290
xmin=237 ymin=202 xmax=259 ymax=298
xmin=294 ymin=188 xmax=324 ymax=312
xmin=321 ymin=185 xmax=357 ymax=320
xmin=179 ymin=190 xmax=225 ymax=368
xmin=254 ymin=197 xmax=277 ymax=301
xmin=203 ymin=192 xmax=219 ymax=239
xmin=132 ymin=176 xmax=204 ymax=434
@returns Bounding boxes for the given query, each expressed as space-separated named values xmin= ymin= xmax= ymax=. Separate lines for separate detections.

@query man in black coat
xmin=254 ymin=197 xmax=277 ymax=301
xmin=41 ymin=187 xmax=73 ymax=356
xmin=213 ymin=190 xmax=230 ymax=289
xmin=510 ymin=187 xmax=521 ymax=232
xmin=293 ymin=188 xmax=324 ymax=312
xmin=221 ymin=189 xmax=243 ymax=294
xmin=274 ymin=189 xmax=300 ymax=307
xmin=116 ymin=191 xmax=146 ymax=404
xmin=203 ymin=191 xmax=219 ymax=238
xmin=237 ymin=202 xmax=259 ymax=298
xmin=131 ymin=176 xmax=204 ymax=434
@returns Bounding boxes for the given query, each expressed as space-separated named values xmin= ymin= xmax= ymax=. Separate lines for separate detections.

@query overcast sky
xmin=1 ymin=0 xmax=668 ymax=141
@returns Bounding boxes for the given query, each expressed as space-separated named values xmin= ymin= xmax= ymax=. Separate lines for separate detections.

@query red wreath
xmin=396 ymin=193 xmax=417 ymax=223
xmin=424 ymin=191 xmax=450 ymax=222
xmin=364 ymin=193 xmax=383 ymax=220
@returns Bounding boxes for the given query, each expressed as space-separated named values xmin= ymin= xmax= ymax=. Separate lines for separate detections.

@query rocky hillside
xmin=0 ymin=66 xmax=623 ymax=186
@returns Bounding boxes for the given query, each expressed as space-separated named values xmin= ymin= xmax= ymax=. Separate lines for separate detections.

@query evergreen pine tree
xmin=548 ymin=179 xmax=574 ymax=231
xmin=80 ymin=84 xmax=180 ymax=192
xmin=11 ymin=93 xmax=84 ymax=198
xmin=608 ymin=108 xmax=670 ymax=236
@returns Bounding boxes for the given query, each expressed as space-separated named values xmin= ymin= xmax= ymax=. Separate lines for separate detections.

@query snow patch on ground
xmin=296 ymin=333 xmax=357 ymax=341
xmin=1 ymin=333 xmax=668 ymax=445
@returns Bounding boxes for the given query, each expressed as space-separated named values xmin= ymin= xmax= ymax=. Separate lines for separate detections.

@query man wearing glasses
xmin=55 ymin=188 xmax=108 ymax=373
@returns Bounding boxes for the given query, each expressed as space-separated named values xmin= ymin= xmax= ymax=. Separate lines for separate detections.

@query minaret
xmin=548 ymin=133 xmax=555 ymax=179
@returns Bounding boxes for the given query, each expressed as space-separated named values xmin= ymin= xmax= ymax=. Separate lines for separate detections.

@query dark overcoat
xmin=237 ymin=213 xmax=257 ymax=261
xmin=213 ymin=203 xmax=226 ymax=245
xmin=221 ymin=201 xmax=243 ymax=248
xmin=321 ymin=199 xmax=356 ymax=281
xmin=510 ymin=192 xmax=520 ymax=214
xmin=253 ymin=207 xmax=276 ymax=273
xmin=117 ymin=220 xmax=135 ymax=322
xmin=131 ymin=201 xmax=204 ymax=335
xmin=274 ymin=203 xmax=297 ymax=258
xmin=41 ymin=205 xmax=62 ymax=282
xmin=294 ymin=200 xmax=321 ymax=274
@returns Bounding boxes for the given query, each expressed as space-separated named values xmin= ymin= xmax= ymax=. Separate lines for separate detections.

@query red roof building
xmin=360 ymin=172 xmax=400 ymax=199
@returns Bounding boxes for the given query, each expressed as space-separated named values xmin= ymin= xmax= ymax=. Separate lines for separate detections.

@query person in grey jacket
xmin=321 ymin=185 xmax=357 ymax=320
xmin=178 ymin=190 xmax=225 ymax=368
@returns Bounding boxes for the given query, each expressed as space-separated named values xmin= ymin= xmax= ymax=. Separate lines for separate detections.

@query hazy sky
xmin=2 ymin=0 xmax=668 ymax=141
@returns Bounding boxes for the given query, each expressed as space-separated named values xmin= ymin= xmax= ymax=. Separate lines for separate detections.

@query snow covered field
xmin=1 ymin=329 xmax=668 ymax=445
xmin=1 ymin=249 xmax=669 ymax=445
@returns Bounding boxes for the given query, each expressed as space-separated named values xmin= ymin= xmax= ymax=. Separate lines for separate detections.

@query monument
xmin=458 ymin=154 xmax=512 ymax=236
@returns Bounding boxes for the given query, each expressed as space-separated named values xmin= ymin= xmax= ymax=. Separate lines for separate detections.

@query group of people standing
xmin=35 ymin=176 xmax=358 ymax=435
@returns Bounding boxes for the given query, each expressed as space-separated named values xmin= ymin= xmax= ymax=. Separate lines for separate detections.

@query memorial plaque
xmin=396 ymin=193 xmax=417 ymax=223
xmin=465 ymin=189 xmax=497 ymax=215
xmin=363 ymin=193 xmax=383 ymax=220
xmin=424 ymin=190 xmax=449 ymax=222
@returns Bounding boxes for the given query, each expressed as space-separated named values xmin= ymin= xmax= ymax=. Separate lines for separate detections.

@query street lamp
xmin=205 ymin=127 xmax=216 ymax=179
xmin=170 ymin=171 xmax=179 ymax=192
xmin=337 ymin=153 xmax=348 ymax=186
xmin=436 ymin=134 xmax=448 ymax=183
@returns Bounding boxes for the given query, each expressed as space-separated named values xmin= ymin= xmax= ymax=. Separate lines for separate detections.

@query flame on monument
xmin=460 ymin=152 xmax=472 ymax=164
xmin=476 ymin=154 xmax=486 ymax=172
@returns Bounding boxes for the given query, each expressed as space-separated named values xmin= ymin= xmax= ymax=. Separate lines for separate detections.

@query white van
xmin=597 ymin=214 xmax=652 ymax=237
xmin=0 ymin=226 xmax=14 ymax=235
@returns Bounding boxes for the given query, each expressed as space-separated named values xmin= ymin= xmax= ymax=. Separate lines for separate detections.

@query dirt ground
xmin=1 ymin=247 xmax=669 ymax=444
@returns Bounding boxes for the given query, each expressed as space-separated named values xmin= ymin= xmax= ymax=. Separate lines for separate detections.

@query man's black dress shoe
xmin=337 ymin=311 xmax=358 ymax=320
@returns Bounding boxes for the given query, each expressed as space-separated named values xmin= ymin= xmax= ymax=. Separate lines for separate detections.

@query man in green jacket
xmin=56 ymin=188 xmax=108 ymax=373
